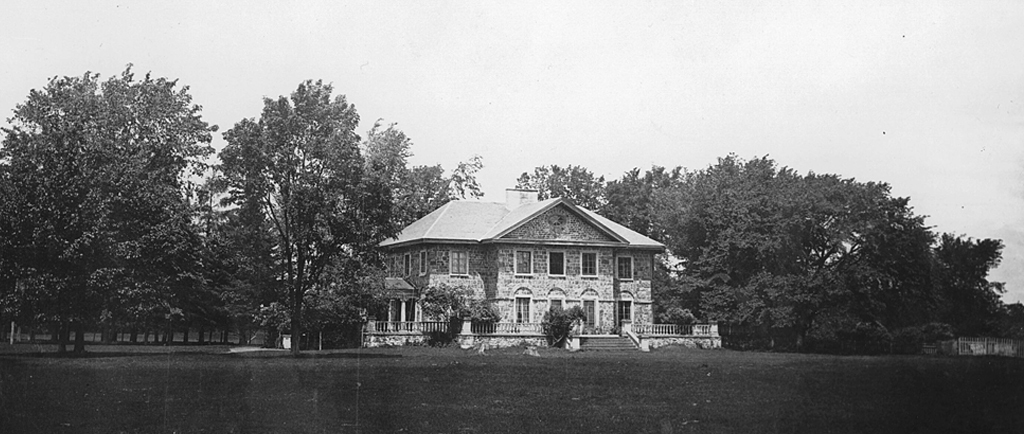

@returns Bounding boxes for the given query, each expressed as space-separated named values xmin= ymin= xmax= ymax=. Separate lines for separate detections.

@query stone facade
xmin=381 ymin=203 xmax=660 ymax=334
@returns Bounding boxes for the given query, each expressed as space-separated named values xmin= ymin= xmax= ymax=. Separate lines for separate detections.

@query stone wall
xmin=501 ymin=205 xmax=616 ymax=242
xmin=645 ymin=336 xmax=722 ymax=350
xmin=457 ymin=335 xmax=547 ymax=349
xmin=364 ymin=334 xmax=429 ymax=348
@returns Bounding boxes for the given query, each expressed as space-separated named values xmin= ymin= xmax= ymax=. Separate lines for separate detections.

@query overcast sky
xmin=3 ymin=1 xmax=1022 ymax=303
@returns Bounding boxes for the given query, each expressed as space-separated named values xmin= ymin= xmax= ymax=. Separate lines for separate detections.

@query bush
xmin=658 ymin=307 xmax=697 ymax=327
xmin=891 ymin=327 xmax=924 ymax=354
xmin=542 ymin=306 xmax=586 ymax=348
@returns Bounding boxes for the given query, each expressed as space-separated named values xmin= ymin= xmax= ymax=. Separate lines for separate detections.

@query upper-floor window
xmin=418 ymin=251 xmax=427 ymax=275
xmin=450 ymin=251 xmax=469 ymax=276
xmin=581 ymin=252 xmax=598 ymax=276
xmin=617 ymin=256 xmax=633 ymax=280
xmin=403 ymin=254 xmax=411 ymax=276
xmin=548 ymin=251 xmax=565 ymax=276
xmin=515 ymin=250 xmax=533 ymax=275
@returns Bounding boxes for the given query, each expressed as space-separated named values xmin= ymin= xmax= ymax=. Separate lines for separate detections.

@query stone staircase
xmin=579 ymin=336 xmax=637 ymax=351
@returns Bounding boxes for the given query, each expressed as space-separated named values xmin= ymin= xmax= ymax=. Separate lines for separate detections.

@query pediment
xmin=498 ymin=204 xmax=619 ymax=243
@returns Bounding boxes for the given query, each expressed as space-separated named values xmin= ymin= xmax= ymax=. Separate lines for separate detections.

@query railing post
xmin=365 ymin=319 xmax=376 ymax=334
xmin=710 ymin=321 xmax=719 ymax=337
xmin=461 ymin=318 xmax=473 ymax=336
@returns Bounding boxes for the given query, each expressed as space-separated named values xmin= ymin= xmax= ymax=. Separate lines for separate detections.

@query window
xmin=617 ymin=300 xmax=633 ymax=324
xmin=516 ymin=297 xmax=531 ymax=323
xmin=583 ymin=300 xmax=596 ymax=328
xmin=581 ymin=252 xmax=597 ymax=276
xmin=515 ymin=250 xmax=533 ymax=275
xmin=617 ymin=257 xmax=633 ymax=280
xmin=403 ymin=254 xmax=411 ymax=276
xmin=418 ymin=251 xmax=427 ymax=275
xmin=548 ymin=251 xmax=565 ymax=276
xmin=549 ymin=299 xmax=563 ymax=312
xmin=450 ymin=251 xmax=469 ymax=275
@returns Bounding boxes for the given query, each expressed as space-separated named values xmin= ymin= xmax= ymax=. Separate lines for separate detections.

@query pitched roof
xmin=379 ymin=197 xmax=664 ymax=250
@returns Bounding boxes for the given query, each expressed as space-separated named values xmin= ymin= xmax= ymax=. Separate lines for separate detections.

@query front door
xmin=583 ymin=300 xmax=597 ymax=334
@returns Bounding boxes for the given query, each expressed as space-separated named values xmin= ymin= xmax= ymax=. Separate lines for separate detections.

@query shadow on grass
xmin=0 ymin=351 xmax=181 ymax=360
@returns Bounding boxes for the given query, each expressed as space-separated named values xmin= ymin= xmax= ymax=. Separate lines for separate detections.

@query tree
xmin=516 ymin=165 xmax=606 ymax=210
xmin=218 ymin=80 xmax=395 ymax=355
xmin=363 ymin=120 xmax=485 ymax=226
xmin=933 ymin=234 xmax=1005 ymax=336
xmin=656 ymin=155 xmax=939 ymax=350
xmin=0 ymin=67 xmax=215 ymax=352
xmin=603 ymin=166 xmax=683 ymax=239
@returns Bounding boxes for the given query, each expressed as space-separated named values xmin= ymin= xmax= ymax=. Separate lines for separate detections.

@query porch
xmin=362 ymin=319 xmax=721 ymax=350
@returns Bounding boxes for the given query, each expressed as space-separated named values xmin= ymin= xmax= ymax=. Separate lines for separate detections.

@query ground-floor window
xmin=616 ymin=300 xmax=632 ymax=325
xmin=516 ymin=297 xmax=531 ymax=323
xmin=583 ymin=300 xmax=596 ymax=328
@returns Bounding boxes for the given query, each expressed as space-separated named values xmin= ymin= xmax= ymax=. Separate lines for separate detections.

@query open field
xmin=1 ymin=344 xmax=1022 ymax=433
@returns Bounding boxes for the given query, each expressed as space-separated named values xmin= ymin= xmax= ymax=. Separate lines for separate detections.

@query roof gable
xmin=379 ymin=197 xmax=664 ymax=250
xmin=496 ymin=203 xmax=619 ymax=243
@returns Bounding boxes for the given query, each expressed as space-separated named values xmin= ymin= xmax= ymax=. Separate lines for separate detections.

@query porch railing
xmin=367 ymin=320 xmax=717 ymax=337
xmin=368 ymin=321 xmax=450 ymax=334
xmin=630 ymin=323 xmax=718 ymax=337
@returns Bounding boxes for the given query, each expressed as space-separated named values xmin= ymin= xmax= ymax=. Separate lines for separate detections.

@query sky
xmin=2 ymin=1 xmax=1023 ymax=303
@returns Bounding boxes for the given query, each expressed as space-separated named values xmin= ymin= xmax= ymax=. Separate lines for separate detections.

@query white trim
xmin=450 ymin=248 xmax=468 ymax=276
xmin=514 ymin=250 xmax=533 ymax=275
xmin=548 ymin=250 xmax=566 ymax=276
xmin=580 ymin=251 xmax=599 ymax=277
xmin=616 ymin=255 xmax=634 ymax=281
xmin=581 ymin=289 xmax=600 ymax=330
xmin=514 ymin=288 xmax=533 ymax=323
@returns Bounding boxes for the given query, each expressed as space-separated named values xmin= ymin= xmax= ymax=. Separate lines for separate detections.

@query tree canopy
xmin=0 ymin=67 xmax=215 ymax=352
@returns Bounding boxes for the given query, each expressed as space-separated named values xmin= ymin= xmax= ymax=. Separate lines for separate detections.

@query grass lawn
xmin=1 ymin=344 xmax=1022 ymax=433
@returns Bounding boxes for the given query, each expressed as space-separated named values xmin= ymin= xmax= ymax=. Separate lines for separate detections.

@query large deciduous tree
xmin=219 ymin=80 xmax=395 ymax=355
xmin=0 ymin=68 xmax=215 ymax=352
xmin=516 ymin=165 xmax=606 ymax=210
xmin=363 ymin=120 xmax=484 ymax=226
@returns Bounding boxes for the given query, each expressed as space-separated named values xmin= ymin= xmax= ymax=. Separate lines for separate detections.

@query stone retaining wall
xmin=645 ymin=336 xmax=721 ymax=350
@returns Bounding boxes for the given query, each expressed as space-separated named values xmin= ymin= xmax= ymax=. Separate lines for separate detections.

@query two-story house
xmin=379 ymin=188 xmax=665 ymax=335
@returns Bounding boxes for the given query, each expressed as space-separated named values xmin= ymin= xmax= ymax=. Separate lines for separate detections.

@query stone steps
xmin=580 ymin=336 xmax=637 ymax=351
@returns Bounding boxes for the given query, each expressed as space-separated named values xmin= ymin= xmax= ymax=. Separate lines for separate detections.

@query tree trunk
xmin=57 ymin=322 xmax=68 ymax=354
xmin=198 ymin=326 xmax=205 ymax=344
xmin=291 ymin=287 xmax=302 ymax=355
xmin=130 ymin=328 xmax=138 ymax=343
xmin=73 ymin=322 xmax=85 ymax=353
xmin=182 ymin=326 xmax=189 ymax=344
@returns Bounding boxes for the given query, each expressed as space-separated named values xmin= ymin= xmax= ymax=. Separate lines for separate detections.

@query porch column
xmin=400 ymin=301 xmax=407 ymax=323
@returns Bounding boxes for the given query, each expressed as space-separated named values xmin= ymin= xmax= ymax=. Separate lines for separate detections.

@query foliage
xmin=541 ymin=306 xmax=587 ymax=347
xmin=467 ymin=299 xmax=502 ymax=324
xmin=0 ymin=67 xmax=215 ymax=352
xmin=218 ymin=80 xmax=396 ymax=354
xmin=932 ymin=234 xmax=1005 ymax=336
xmin=658 ymin=307 xmax=697 ymax=327
xmin=516 ymin=165 xmax=606 ymax=210
xmin=364 ymin=120 xmax=485 ymax=227
xmin=419 ymin=284 xmax=474 ymax=320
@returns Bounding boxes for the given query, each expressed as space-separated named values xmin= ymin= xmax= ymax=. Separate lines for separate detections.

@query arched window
xmin=580 ymin=289 xmax=599 ymax=330
xmin=548 ymin=288 xmax=566 ymax=312
xmin=616 ymin=292 xmax=634 ymax=326
xmin=514 ymin=288 xmax=533 ymax=324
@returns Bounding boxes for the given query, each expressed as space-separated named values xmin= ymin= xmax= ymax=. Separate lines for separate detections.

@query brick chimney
xmin=505 ymin=188 xmax=539 ymax=210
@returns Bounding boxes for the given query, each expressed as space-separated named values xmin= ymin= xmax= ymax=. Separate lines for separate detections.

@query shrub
xmin=658 ymin=307 xmax=697 ymax=327
xmin=891 ymin=327 xmax=924 ymax=354
xmin=542 ymin=306 xmax=586 ymax=348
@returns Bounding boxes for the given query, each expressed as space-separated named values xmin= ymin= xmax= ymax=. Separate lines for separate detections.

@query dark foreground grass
xmin=1 ymin=344 xmax=1022 ymax=433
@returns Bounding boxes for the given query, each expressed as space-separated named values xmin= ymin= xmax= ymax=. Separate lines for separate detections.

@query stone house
xmin=378 ymin=188 xmax=665 ymax=335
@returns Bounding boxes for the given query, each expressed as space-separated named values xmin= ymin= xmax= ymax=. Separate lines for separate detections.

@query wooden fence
xmin=951 ymin=337 xmax=1024 ymax=358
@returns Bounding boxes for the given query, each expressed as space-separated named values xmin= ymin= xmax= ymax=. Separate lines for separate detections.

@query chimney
xmin=505 ymin=188 xmax=539 ymax=210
